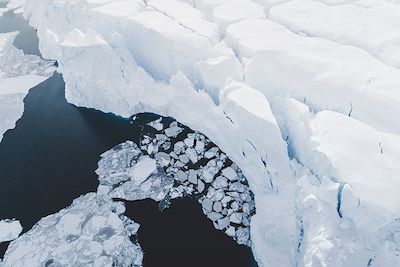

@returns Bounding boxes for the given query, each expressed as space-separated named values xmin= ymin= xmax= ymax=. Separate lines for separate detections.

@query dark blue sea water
xmin=0 ymin=11 xmax=258 ymax=267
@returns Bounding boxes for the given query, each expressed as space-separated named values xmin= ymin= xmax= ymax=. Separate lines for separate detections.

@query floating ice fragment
xmin=188 ymin=170 xmax=198 ymax=184
xmin=195 ymin=140 xmax=205 ymax=153
xmin=155 ymin=152 xmax=170 ymax=167
xmin=198 ymin=180 xmax=205 ymax=193
xmin=207 ymin=212 xmax=223 ymax=221
xmin=213 ymin=201 xmax=223 ymax=212
xmin=229 ymin=213 xmax=243 ymax=224
xmin=201 ymin=198 xmax=213 ymax=212
xmin=0 ymin=219 xmax=22 ymax=243
xmin=184 ymin=137 xmax=194 ymax=147
xmin=222 ymin=167 xmax=238 ymax=181
xmin=165 ymin=125 xmax=183 ymax=137
xmin=217 ymin=217 xmax=230 ymax=230
xmin=225 ymin=227 xmax=236 ymax=237
xmin=175 ymin=170 xmax=187 ymax=182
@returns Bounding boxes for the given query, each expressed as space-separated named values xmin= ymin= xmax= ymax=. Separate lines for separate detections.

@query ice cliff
xmin=4 ymin=0 xmax=400 ymax=266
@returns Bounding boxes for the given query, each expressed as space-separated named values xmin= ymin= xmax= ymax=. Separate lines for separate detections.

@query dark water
xmin=125 ymin=199 xmax=257 ymax=267
xmin=0 ymin=10 xmax=258 ymax=266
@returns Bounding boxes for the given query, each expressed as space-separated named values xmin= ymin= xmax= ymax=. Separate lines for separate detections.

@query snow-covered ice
xmin=4 ymin=0 xmax=400 ymax=265
xmin=0 ymin=30 xmax=54 ymax=142
xmin=0 ymin=219 xmax=22 ymax=243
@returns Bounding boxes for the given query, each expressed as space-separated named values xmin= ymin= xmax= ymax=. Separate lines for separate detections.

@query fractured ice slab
xmin=0 ymin=219 xmax=22 ymax=243
xmin=1 ymin=193 xmax=143 ymax=267
xmin=96 ymin=141 xmax=174 ymax=202
xmin=0 ymin=31 xmax=54 ymax=142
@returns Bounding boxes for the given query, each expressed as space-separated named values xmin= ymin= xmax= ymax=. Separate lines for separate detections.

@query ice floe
xmin=1 ymin=193 xmax=143 ymax=267
xmin=0 ymin=219 xmax=22 ymax=243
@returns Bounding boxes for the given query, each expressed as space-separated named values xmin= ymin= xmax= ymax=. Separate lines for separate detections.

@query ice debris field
xmin=97 ymin=115 xmax=256 ymax=246
xmin=1 ymin=0 xmax=400 ymax=266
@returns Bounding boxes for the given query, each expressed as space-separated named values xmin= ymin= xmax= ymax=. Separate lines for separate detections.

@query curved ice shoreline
xmin=3 ymin=0 xmax=400 ymax=266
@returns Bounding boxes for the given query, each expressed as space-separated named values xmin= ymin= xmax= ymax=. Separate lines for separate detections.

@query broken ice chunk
xmin=211 ymin=190 xmax=224 ymax=202
xmin=195 ymin=140 xmax=205 ymax=153
xmin=188 ymin=170 xmax=198 ymax=184
xmin=235 ymin=227 xmax=250 ymax=246
xmin=155 ymin=152 xmax=170 ymax=167
xmin=217 ymin=217 xmax=230 ymax=230
xmin=229 ymin=213 xmax=243 ymax=224
xmin=162 ymin=141 xmax=171 ymax=150
xmin=231 ymin=201 xmax=240 ymax=211
xmin=0 ymin=219 xmax=23 ymax=243
xmin=147 ymin=118 xmax=163 ymax=131
xmin=212 ymin=176 xmax=228 ymax=189
xmin=225 ymin=226 xmax=236 ymax=237
xmin=229 ymin=182 xmax=246 ymax=193
xmin=147 ymin=143 xmax=155 ymax=155
xmin=155 ymin=134 xmax=168 ymax=146
xmin=198 ymin=180 xmax=205 ymax=193
xmin=201 ymin=198 xmax=213 ymax=212
xmin=201 ymin=161 xmax=220 ymax=183
xmin=221 ymin=196 xmax=232 ymax=204
xmin=213 ymin=201 xmax=223 ymax=212
xmin=165 ymin=125 xmax=183 ymax=137
xmin=207 ymin=212 xmax=223 ymax=221
xmin=169 ymin=151 xmax=178 ymax=159
xmin=242 ymin=203 xmax=251 ymax=214
xmin=175 ymin=170 xmax=187 ymax=183
xmin=185 ymin=148 xmax=198 ymax=164
xmin=179 ymin=154 xmax=189 ymax=164
xmin=204 ymin=147 xmax=219 ymax=159
xmin=222 ymin=167 xmax=238 ymax=181
xmin=184 ymin=137 xmax=194 ymax=147
xmin=173 ymin=141 xmax=185 ymax=152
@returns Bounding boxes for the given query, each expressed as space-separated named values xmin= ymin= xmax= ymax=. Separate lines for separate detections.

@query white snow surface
xmin=6 ymin=0 xmax=400 ymax=266
xmin=0 ymin=219 xmax=22 ymax=243
xmin=0 ymin=30 xmax=54 ymax=142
